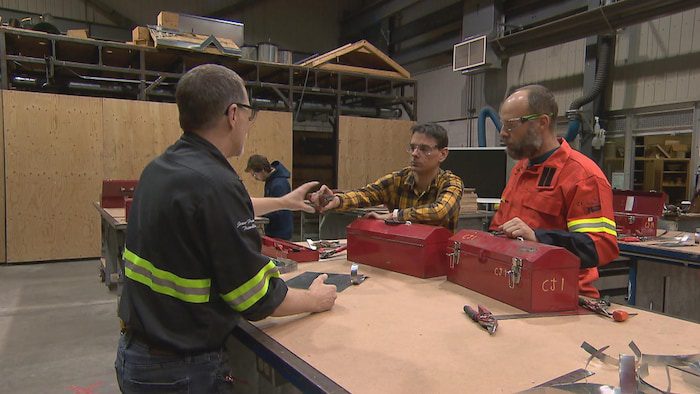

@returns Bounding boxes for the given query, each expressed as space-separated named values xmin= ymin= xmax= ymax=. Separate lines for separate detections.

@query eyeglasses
xmin=224 ymin=102 xmax=258 ymax=122
xmin=406 ymin=143 xmax=440 ymax=156
xmin=501 ymin=113 xmax=554 ymax=132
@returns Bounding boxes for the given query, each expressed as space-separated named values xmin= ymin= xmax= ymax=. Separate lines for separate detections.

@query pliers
xmin=319 ymin=245 xmax=347 ymax=259
xmin=463 ymin=304 xmax=498 ymax=335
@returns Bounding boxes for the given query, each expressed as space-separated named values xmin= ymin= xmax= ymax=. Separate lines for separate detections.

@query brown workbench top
xmin=256 ymin=259 xmax=700 ymax=393
xmin=619 ymin=230 xmax=700 ymax=255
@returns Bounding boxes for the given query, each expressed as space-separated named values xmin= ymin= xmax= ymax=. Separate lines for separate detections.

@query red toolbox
xmin=261 ymin=236 xmax=319 ymax=263
xmin=613 ymin=190 xmax=666 ymax=237
xmin=124 ymin=197 xmax=133 ymax=220
xmin=346 ymin=218 xmax=452 ymax=278
xmin=446 ymin=230 xmax=580 ymax=312
xmin=101 ymin=179 xmax=138 ymax=208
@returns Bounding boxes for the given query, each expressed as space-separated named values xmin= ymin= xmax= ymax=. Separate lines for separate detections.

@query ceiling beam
xmin=83 ymin=0 xmax=134 ymax=28
xmin=493 ymin=0 xmax=700 ymax=56
xmin=394 ymin=30 xmax=460 ymax=65
xmin=391 ymin=2 xmax=463 ymax=44
xmin=207 ymin=0 xmax=258 ymax=19
xmin=341 ymin=0 xmax=422 ymax=40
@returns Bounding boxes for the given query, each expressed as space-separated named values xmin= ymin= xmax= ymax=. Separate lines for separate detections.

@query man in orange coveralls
xmin=490 ymin=84 xmax=619 ymax=298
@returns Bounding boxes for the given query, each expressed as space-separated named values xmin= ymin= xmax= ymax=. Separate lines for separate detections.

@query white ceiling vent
xmin=453 ymin=35 xmax=487 ymax=72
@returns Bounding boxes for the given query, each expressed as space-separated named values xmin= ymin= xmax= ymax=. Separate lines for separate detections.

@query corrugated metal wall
xmin=507 ymin=6 xmax=700 ymax=112
xmin=506 ymin=39 xmax=586 ymax=116
xmin=611 ymin=8 xmax=700 ymax=110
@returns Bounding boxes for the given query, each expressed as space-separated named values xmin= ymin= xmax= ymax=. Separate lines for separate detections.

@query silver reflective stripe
xmin=124 ymin=260 xmax=210 ymax=296
xmin=221 ymin=262 xmax=280 ymax=312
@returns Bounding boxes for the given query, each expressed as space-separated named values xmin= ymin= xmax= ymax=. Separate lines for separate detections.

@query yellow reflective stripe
xmin=125 ymin=266 xmax=210 ymax=303
xmin=123 ymin=248 xmax=210 ymax=289
xmin=571 ymin=226 xmax=618 ymax=236
xmin=122 ymin=247 xmax=211 ymax=304
xmin=568 ymin=217 xmax=616 ymax=227
xmin=220 ymin=261 xmax=280 ymax=312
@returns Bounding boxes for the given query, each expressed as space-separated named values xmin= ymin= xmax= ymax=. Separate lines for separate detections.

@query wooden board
xmin=228 ymin=111 xmax=293 ymax=198
xmin=256 ymin=259 xmax=700 ymax=393
xmin=300 ymin=40 xmax=411 ymax=79
xmin=337 ymin=116 xmax=414 ymax=190
xmin=102 ymin=98 xmax=181 ymax=179
xmin=3 ymin=91 xmax=103 ymax=262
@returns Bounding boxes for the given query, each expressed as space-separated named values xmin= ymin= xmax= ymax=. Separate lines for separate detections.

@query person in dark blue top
xmin=245 ymin=155 xmax=294 ymax=240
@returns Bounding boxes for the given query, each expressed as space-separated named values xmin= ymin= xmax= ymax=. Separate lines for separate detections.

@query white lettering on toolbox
xmin=541 ymin=277 xmax=565 ymax=292
xmin=236 ymin=218 xmax=257 ymax=231
xmin=494 ymin=267 xmax=506 ymax=277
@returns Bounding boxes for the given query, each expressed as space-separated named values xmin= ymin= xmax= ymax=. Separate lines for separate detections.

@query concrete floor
xmin=0 ymin=259 xmax=121 ymax=394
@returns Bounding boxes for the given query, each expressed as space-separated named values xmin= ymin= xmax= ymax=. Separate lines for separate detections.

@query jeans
xmin=115 ymin=333 xmax=234 ymax=393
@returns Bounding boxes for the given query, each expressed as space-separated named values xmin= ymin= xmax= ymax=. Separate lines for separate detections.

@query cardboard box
xmin=132 ymin=26 xmax=151 ymax=41
xmin=346 ymin=218 xmax=452 ymax=278
xmin=157 ymin=11 xmax=179 ymax=30
xmin=671 ymin=143 xmax=688 ymax=152
xmin=67 ymin=29 xmax=89 ymax=39
xmin=447 ymin=230 xmax=580 ymax=312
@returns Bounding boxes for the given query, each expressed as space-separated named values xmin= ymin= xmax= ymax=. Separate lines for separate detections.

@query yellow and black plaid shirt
xmin=337 ymin=167 xmax=463 ymax=231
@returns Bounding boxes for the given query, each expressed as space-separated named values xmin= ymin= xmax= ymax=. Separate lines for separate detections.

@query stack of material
xmin=665 ymin=140 xmax=688 ymax=158
xmin=130 ymin=26 xmax=153 ymax=47
xmin=128 ymin=11 xmax=241 ymax=56
xmin=461 ymin=188 xmax=478 ymax=213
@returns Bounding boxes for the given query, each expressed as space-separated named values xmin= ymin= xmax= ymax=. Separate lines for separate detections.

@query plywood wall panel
xmin=229 ymin=111 xmax=293 ymax=198
xmin=3 ymin=91 xmax=103 ymax=262
xmin=102 ymin=98 xmax=181 ymax=179
xmin=338 ymin=116 xmax=414 ymax=190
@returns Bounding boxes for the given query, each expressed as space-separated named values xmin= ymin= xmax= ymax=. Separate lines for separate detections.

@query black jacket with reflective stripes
xmin=118 ymin=132 xmax=287 ymax=353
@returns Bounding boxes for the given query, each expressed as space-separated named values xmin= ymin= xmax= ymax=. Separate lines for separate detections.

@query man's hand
xmin=310 ymin=185 xmax=340 ymax=213
xmin=281 ymin=181 xmax=319 ymax=213
xmin=499 ymin=217 xmax=537 ymax=241
xmin=308 ymin=274 xmax=337 ymax=312
xmin=364 ymin=211 xmax=392 ymax=220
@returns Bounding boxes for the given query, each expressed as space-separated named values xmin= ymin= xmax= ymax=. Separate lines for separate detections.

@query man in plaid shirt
xmin=312 ymin=123 xmax=463 ymax=231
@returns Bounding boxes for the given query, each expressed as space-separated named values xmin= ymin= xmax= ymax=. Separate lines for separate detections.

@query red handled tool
xmin=578 ymin=297 xmax=636 ymax=322
xmin=463 ymin=304 xmax=498 ymax=335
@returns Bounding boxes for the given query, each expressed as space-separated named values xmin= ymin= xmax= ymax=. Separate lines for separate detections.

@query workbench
xmin=94 ymin=202 xmax=127 ymax=291
xmin=229 ymin=257 xmax=700 ymax=393
xmin=94 ymin=202 xmax=269 ymax=292
xmin=618 ymin=231 xmax=700 ymax=321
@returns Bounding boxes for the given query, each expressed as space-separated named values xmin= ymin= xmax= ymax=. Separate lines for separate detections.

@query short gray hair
xmin=175 ymin=64 xmax=247 ymax=133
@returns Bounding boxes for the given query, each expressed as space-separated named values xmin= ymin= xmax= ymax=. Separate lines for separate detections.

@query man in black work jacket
xmin=115 ymin=64 xmax=337 ymax=393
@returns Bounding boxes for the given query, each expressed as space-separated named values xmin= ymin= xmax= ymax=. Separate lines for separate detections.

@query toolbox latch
xmin=507 ymin=257 xmax=522 ymax=289
xmin=447 ymin=241 xmax=461 ymax=268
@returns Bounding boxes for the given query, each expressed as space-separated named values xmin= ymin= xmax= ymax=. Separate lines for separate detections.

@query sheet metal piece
xmin=533 ymin=369 xmax=595 ymax=388
xmin=618 ymin=355 xmax=638 ymax=393
xmin=669 ymin=363 xmax=700 ymax=389
xmin=582 ymin=342 xmax=619 ymax=366
xmin=520 ymin=383 xmax=620 ymax=393
xmin=495 ymin=309 xmax=591 ymax=320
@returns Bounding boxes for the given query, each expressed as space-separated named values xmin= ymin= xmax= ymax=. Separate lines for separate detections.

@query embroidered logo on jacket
xmin=236 ymin=219 xmax=257 ymax=231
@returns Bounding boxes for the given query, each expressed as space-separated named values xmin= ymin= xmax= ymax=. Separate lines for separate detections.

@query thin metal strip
xmin=533 ymin=368 xmax=594 ymax=388
xmin=619 ymin=354 xmax=638 ymax=393
xmin=581 ymin=341 xmax=619 ymax=366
